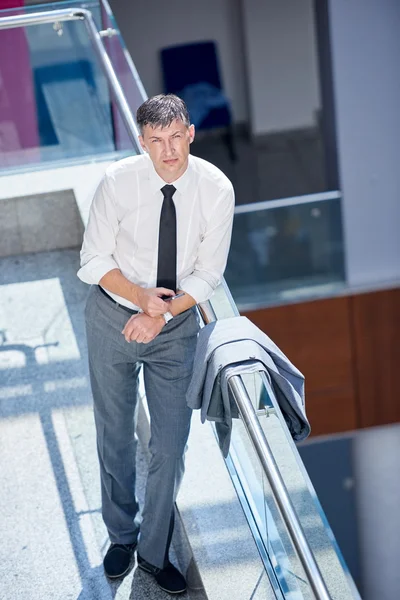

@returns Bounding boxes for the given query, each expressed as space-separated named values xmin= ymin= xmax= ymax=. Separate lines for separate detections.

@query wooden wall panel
xmin=243 ymin=297 xmax=358 ymax=436
xmin=351 ymin=288 xmax=400 ymax=428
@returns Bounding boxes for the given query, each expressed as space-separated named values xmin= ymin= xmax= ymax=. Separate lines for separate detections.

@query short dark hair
xmin=136 ymin=94 xmax=190 ymax=134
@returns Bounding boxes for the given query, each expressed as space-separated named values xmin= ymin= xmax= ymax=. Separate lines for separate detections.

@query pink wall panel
xmin=0 ymin=0 xmax=24 ymax=6
xmin=0 ymin=0 xmax=39 ymax=166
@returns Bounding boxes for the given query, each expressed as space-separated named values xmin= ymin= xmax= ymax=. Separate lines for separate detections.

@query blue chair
xmin=160 ymin=41 xmax=236 ymax=160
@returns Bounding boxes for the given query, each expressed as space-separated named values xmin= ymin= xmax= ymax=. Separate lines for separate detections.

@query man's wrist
xmin=156 ymin=315 xmax=166 ymax=327
xmin=130 ymin=283 xmax=142 ymax=306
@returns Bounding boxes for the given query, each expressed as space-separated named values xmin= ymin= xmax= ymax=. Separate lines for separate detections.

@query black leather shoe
xmin=103 ymin=542 xmax=137 ymax=579
xmin=137 ymin=553 xmax=187 ymax=594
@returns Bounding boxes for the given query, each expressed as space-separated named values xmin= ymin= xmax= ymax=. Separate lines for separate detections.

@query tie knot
xmin=161 ymin=184 xmax=176 ymax=200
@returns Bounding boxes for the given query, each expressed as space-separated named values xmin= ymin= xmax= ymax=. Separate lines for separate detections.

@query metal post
xmin=197 ymin=300 xmax=217 ymax=324
xmin=228 ymin=375 xmax=332 ymax=600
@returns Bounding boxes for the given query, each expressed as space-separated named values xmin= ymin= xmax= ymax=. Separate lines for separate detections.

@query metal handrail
xmin=0 ymin=8 xmax=84 ymax=29
xmin=234 ymin=190 xmax=341 ymax=214
xmin=0 ymin=8 xmax=142 ymax=155
xmin=0 ymin=8 xmax=332 ymax=597
xmin=228 ymin=372 xmax=331 ymax=600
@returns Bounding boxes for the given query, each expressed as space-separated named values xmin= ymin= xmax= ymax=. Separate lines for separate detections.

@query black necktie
xmin=156 ymin=184 xmax=177 ymax=292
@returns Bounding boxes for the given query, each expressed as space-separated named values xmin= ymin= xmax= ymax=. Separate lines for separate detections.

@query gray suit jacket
xmin=186 ymin=316 xmax=311 ymax=456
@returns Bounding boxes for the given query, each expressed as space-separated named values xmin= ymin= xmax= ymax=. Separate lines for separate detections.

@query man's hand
xmin=122 ymin=313 xmax=165 ymax=344
xmin=98 ymin=270 xmax=176 ymax=317
xmin=136 ymin=287 xmax=175 ymax=317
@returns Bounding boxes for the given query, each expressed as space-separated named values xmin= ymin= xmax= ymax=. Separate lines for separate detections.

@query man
xmin=78 ymin=94 xmax=234 ymax=594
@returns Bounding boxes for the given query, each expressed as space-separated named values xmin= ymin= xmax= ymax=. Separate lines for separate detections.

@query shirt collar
xmin=148 ymin=154 xmax=192 ymax=196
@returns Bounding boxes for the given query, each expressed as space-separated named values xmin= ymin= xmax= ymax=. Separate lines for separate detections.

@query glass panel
xmin=224 ymin=408 xmax=310 ymax=599
xmin=247 ymin=371 xmax=360 ymax=599
xmin=205 ymin=282 xmax=360 ymax=598
xmin=225 ymin=197 xmax=345 ymax=309
xmin=0 ymin=1 xmax=136 ymax=173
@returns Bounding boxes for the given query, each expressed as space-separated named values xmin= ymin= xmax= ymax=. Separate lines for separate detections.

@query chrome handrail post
xmin=197 ymin=300 xmax=217 ymax=324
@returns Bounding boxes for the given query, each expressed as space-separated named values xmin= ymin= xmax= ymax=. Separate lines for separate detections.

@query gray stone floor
xmin=0 ymin=247 xmax=280 ymax=600
xmin=0 ymin=249 xmax=191 ymax=600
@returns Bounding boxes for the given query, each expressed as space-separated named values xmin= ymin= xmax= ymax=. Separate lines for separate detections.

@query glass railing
xmin=197 ymin=287 xmax=361 ymax=599
xmin=0 ymin=0 xmax=145 ymax=173
xmin=226 ymin=192 xmax=346 ymax=309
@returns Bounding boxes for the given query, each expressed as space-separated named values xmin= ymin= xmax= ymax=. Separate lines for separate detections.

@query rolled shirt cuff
xmin=77 ymin=256 xmax=119 ymax=285
xmin=179 ymin=273 xmax=217 ymax=304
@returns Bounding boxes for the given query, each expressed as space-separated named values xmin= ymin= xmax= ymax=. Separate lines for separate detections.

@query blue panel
xmin=298 ymin=436 xmax=362 ymax=594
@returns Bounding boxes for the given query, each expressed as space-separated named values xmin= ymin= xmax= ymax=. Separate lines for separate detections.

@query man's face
xmin=139 ymin=119 xmax=195 ymax=182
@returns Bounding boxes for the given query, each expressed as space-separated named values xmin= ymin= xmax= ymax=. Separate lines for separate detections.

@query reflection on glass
xmin=208 ymin=280 xmax=239 ymax=320
xmin=0 ymin=1 xmax=140 ymax=172
xmin=234 ymin=372 xmax=313 ymax=598
xmin=262 ymin=465 xmax=313 ymax=600
xmin=258 ymin=372 xmax=358 ymax=599
xmin=225 ymin=198 xmax=345 ymax=308
xmin=227 ymin=411 xmax=309 ymax=598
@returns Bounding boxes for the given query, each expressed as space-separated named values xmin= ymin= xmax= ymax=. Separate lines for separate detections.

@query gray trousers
xmin=84 ymin=285 xmax=199 ymax=568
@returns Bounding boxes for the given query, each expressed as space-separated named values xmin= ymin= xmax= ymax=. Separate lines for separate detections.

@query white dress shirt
xmin=77 ymin=153 xmax=235 ymax=309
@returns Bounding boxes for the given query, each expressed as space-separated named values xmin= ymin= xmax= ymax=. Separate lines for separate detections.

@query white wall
xmin=109 ymin=0 xmax=249 ymax=124
xmin=328 ymin=0 xmax=400 ymax=286
xmin=109 ymin=0 xmax=321 ymax=135
xmin=241 ymin=0 xmax=321 ymax=135
xmin=0 ymin=160 xmax=113 ymax=225
xmin=353 ymin=424 xmax=400 ymax=600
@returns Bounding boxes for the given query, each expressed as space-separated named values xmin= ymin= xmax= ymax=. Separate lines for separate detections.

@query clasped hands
xmin=122 ymin=287 xmax=174 ymax=344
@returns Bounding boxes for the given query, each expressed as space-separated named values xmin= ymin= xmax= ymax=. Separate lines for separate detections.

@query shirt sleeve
xmin=77 ymin=173 xmax=120 ymax=285
xmin=179 ymin=183 xmax=235 ymax=304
